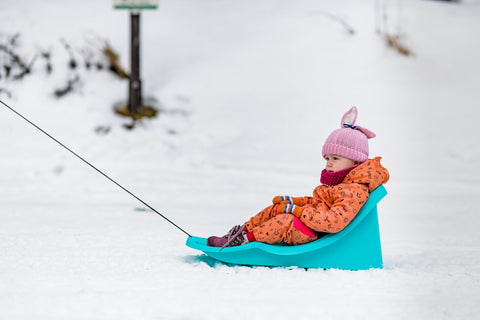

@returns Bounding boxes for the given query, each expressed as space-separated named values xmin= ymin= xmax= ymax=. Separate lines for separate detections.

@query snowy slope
xmin=1 ymin=0 xmax=479 ymax=319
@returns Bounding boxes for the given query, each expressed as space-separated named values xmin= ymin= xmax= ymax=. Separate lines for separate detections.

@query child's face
xmin=324 ymin=154 xmax=358 ymax=172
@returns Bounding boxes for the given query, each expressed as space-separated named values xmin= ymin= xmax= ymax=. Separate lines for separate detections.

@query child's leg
xmin=245 ymin=204 xmax=278 ymax=231
xmin=250 ymin=213 xmax=318 ymax=245
xmin=208 ymin=205 xmax=279 ymax=248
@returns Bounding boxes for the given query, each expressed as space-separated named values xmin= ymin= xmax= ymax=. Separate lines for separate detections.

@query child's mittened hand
xmin=272 ymin=196 xmax=296 ymax=205
xmin=276 ymin=204 xmax=304 ymax=218
xmin=272 ymin=196 xmax=290 ymax=204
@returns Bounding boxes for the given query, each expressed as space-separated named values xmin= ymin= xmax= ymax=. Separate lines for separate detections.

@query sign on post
xmin=114 ymin=0 xmax=158 ymax=10
xmin=113 ymin=0 xmax=158 ymax=115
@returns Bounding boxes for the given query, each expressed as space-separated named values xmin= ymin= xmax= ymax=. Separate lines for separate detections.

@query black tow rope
xmin=0 ymin=99 xmax=192 ymax=238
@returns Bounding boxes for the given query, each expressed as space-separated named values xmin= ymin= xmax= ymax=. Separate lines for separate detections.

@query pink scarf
xmin=320 ymin=165 xmax=358 ymax=187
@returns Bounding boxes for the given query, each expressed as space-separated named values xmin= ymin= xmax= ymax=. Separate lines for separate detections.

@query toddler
xmin=207 ymin=107 xmax=389 ymax=248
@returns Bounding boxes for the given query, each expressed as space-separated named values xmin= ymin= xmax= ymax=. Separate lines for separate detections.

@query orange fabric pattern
xmin=300 ymin=157 xmax=389 ymax=233
xmin=245 ymin=157 xmax=389 ymax=244
xmin=245 ymin=205 xmax=319 ymax=245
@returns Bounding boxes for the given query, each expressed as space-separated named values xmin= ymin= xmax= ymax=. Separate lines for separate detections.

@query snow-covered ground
xmin=1 ymin=0 xmax=479 ymax=319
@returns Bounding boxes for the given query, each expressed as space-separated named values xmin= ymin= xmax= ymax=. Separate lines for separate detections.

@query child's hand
xmin=276 ymin=204 xmax=304 ymax=218
xmin=272 ymin=196 xmax=292 ymax=204
xmin=272 ymin=196 xmax=301 ymax=205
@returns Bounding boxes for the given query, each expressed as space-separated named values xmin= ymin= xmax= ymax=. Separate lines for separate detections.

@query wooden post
xmin=128 ymin=10 xmax=142 ymax=115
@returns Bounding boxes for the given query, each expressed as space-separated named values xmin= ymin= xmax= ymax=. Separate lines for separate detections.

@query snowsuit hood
xmin=343 ymin=157 xmax=390 ymax=192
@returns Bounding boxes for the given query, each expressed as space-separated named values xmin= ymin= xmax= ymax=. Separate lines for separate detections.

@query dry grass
xmin=103 ymin=43 xmax=129 ymax=79
xmin=383 ymin=33 xmax=412 ymax=56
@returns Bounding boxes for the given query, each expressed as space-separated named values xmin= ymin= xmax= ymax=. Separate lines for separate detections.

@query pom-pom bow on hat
xmin=322 ymin=107 xmax=376 ymax=163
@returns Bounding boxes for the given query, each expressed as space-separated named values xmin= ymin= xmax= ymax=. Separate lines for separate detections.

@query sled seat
xmin=186 ymin=185 xmax=387 ymax=270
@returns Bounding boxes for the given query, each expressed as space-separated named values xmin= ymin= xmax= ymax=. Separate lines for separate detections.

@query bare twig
xmin=0 ymin=37 xmax=35 ymax=79
xmin=54 ymin=74 xmax=80 ymax=97
xmin=39 ymin=48 xmax=53 ymax=74
xmin=310 ymin=10 xmax=356 ymax=35
xmin=60 ymin=38 xmax=78 ymax=69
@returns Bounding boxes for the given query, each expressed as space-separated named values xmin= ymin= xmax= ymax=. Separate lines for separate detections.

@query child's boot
xmin=207 ymin=224 xmax=247 ymax=248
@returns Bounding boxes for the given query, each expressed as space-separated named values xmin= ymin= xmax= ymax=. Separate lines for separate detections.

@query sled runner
xmin=186 ymin=185 xmax=387 ymax=270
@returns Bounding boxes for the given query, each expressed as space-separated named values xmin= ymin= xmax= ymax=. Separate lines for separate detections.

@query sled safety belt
xmin=0 ymin=99 xmax=191 ymax=237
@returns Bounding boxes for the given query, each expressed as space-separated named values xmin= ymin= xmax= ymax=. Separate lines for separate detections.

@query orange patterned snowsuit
xmin=245 ymin=157 xmax=389 ymax=245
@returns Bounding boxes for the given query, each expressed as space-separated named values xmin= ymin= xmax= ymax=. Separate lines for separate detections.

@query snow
xmin=1 ymin=0 xmax=479 ymax=319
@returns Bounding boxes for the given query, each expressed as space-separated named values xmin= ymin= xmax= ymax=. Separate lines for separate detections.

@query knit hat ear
xmin=356 ymin=125 xmax=376 ymax=139
xmin=341 ymin=106 xmax=358 ymax=127
xmin=342 ymin=106 xmax=376 ymax=139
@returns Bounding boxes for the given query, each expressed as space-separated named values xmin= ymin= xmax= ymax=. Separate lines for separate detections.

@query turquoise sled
xmin=186 ymin=185 xmax=387 ymax=270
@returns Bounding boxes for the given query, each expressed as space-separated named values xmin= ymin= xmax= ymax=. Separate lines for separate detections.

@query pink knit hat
xmin=322 ymin=107 xmax=376 ymax=163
